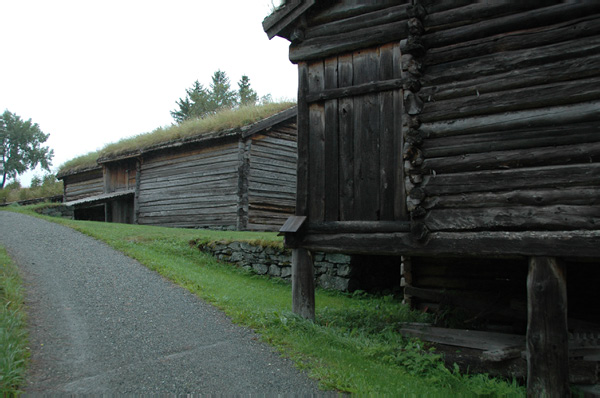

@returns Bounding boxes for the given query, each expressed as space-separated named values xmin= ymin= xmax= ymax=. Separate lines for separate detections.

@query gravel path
xmin=0 ymin=212 xmax=321 ymax=395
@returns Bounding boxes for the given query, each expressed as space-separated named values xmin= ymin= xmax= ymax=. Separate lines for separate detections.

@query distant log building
xmin=58 ymin=106 xmax=297 ymax=231
xmin=266 ymin=1 xmax=600 ymax=394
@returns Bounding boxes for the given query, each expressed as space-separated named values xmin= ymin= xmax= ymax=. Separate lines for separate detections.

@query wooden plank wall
xmin=247 ymin=125 xmax=297 ymax=231
xmin=137 ymin=143 xmax=240 ymax=229
xmin=104 ymin=160 xmax=137 ymax=193
xmin=413 ymin=1 xmax=600 ymax=236
xmin=301 ymin=42 xmax=406 ymax=224
xmin=63 ymin=169 xmax=104 ymax=202
xmin=293 ymin=2 xmax=412 ymax=225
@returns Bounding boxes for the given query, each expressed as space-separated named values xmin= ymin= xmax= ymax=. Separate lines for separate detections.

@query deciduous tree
xmin=1 ymin=110 xmax=54 ymax=189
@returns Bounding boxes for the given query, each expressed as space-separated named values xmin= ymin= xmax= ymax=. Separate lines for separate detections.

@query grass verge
xmin=0 ymin=245 xmax=29 ymax=395
xmin=3 ymin=205 xmax=525 ymax=396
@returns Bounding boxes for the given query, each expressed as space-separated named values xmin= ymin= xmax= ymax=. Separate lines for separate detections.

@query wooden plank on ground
xmin=399 ymin=324 xmax=525 ymax=352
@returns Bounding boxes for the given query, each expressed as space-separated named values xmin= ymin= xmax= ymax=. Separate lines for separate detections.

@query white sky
xmin=1 ymin=0 xmax=296 ymax=187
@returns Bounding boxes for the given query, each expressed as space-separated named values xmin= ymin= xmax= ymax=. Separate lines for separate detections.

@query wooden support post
xmin=292 ymin=248 xmax=315 ymax=321
xmin=526 ymin=256 xmax=569 ymax=398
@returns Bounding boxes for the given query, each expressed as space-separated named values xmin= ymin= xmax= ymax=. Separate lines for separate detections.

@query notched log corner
xmin=407 ymin=3 xmax=427 ymax=19
xmin=411 ymin=221 xmax=430 ymax=241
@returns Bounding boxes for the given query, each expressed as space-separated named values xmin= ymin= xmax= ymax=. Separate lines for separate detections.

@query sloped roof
xmin=64 ymin=190 xmax=134 ymax=207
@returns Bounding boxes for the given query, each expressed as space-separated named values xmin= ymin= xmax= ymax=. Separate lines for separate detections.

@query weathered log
xmin=425 ymin=14 xmax=600 ymax=67
xmin=289 ymin=21 xmax=408 ymax=63
xmin=430 ymin=187 xmax=600 ymax=209
xmin=299 ymin=230 xmax=600 ymax=258
xmin=422 ymin=141 xmax=600 ymax=174
xmin=307 ymin=221 xmax=410 ymax=234
xmin=428 ymin=34 xmax=600 ymax=100
xmin=424 ymin=163 xmax=600 ymax=196
xmin=422 ymin=121 xmax=599 ymax=158
xmin=420 ymin=101 xmax=600 ymax=138
xmin=423 ymin=2 xmax=600 ymax=49
xmin=526 ymin=257 xmax=570 ymax=397
xmin=421 ymin=0 xmax=474 ymax=15
xmin=423 ymin=1 xmax=539 ymax=33
xmin=425 ymin=205 xmax=600 ymax=232
xmin=420 ymin=77 xmax=600 ymax=123
xmin=310 ymin=1 xmax=404 ymax=27
xmin=423 ymin=34 xmax=600 ymax=87
xmin=305 ymin=4 xmax=409 ymax=40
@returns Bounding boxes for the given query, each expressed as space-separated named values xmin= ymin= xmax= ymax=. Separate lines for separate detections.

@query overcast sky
xmin=1 ymin=0 xmax=296 ymax=186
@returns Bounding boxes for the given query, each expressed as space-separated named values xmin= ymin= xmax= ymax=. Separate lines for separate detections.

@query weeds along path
xmin=0 ymin=212 xmax=320 ymax=395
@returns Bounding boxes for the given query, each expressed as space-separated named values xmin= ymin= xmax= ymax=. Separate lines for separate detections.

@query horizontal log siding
xmin=417 ymin=4 xmax=600 ymax=234
xmin=247 ymin=127 xmax=297 ymax=231
xmin=137 ymin=143 xmax=239 ymax=229
xmin=63 ymin=170 xmax=104 ymax=202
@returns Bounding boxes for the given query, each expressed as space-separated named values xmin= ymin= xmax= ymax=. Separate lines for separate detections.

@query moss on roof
xmin=57 ymin=102 xmax=296 ymax=177
xmin=57 ymin=151 xmax=102 ymax=178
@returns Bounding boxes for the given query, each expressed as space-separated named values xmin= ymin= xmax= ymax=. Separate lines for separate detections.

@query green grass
xmin=2 ymin=206 xmax=525 ymax=396
xmin=57 ymin=152 xmax=102 ymax=177
xmin=0 ymin=245 xmax=29 ymax=395
xmin=57 ymin=102 xmax=296 ymax=176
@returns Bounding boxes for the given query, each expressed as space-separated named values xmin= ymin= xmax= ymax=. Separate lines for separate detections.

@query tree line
xmin=170 ymin=70 xmax=269 ymax=124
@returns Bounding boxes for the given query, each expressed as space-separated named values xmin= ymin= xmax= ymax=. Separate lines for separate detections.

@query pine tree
xmin=209 ymin=70 xmax=237 ymax=111
xmin=238 ymin=75 xmax=258 ymax=106
xmin=171 ymin=71 xmax=261 ymax=123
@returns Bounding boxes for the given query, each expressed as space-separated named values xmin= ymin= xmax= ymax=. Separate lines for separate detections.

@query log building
xmin=58 ymin=106 xmax=297 ymax=231
xmin=265 ymin=1 xmax=600 ymax=394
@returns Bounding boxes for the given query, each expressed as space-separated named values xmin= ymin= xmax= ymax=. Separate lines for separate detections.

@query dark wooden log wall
xmin=247 ymin=125 xmax=297 ymax=231
xmin=63 ymin=168 xmax=104 ymax=202
xmin=411 ymin=1 xmax=600 ymax=239
xmin=137 ymin=143 xmax=240 ymax=229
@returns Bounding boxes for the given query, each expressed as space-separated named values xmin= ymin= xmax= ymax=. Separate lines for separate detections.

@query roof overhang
xmin=64 ymin=190 xmax=134 ymax=208
xmin=263 ymin=0 xmax=316 ymax=40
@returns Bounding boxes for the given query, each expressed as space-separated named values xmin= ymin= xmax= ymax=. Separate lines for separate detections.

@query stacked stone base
xmin=193 ymin=241 xmax=355 ymax=291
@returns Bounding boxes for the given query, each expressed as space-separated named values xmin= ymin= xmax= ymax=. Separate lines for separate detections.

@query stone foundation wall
xmin=195 ymin=241 xmax=356 ymax=291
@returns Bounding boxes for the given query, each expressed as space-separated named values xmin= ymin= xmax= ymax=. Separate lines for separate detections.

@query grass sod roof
xmin=57 ymin=102 xmax=296 ymax=177
xmin=56 ymin=151 xmax=103 ymax=178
